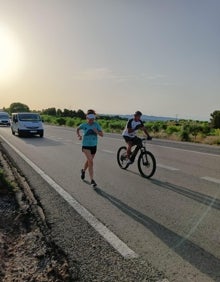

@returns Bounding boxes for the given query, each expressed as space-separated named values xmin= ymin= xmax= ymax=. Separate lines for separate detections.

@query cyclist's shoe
xmin=81 ymin=169 xmax=85 ymax=180
xmin=91 ymin=179 xmax=97 ymax=187
xmin=126 ymin=159 xmax=133 ymax=165
xmin=120 ymin=154 xmax=127 ymax=162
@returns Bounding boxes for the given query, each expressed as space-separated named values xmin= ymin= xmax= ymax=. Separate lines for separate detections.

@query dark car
xmin=0 ymin=112 xmax=10 ymax=126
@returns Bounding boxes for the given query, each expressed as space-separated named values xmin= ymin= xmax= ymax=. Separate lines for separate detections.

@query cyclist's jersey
xmin=78 ymin=122 xmax=102 ymax=147
xmin=122 ymin=118 xmax=144 ymax=138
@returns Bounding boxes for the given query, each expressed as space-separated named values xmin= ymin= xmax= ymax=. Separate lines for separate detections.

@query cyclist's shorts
xmin=82 ymin=146 xmax=97 ymax=155
xmin=123 ymin=136 xmax=142 ymax=146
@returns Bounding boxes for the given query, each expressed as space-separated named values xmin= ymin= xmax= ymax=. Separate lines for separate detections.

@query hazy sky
xmin=0 ymin=0 xmax=219 ymax=120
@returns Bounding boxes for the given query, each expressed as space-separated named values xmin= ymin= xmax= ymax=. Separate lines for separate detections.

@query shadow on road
xmin=150 ymin=179 xmax=220 ymax=211
xmin=95 ymin=187 xmax=220 ymax=280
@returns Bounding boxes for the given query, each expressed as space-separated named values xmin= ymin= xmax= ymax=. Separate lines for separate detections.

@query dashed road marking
xmin=201 ymin=176 xmax=220 ymax=185
xmin=0 ymin=135 xmax=138 ymax=259
xmin=157 ymin=164 xmax=180 ymax=171
xmin=149 ymin=144 xmax=220 ymax=158
xmin=101 ymin=149 xmax=114 ymax=154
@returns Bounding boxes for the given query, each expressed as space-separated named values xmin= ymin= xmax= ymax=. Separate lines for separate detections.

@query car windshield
xmin=19 ymin=114 xmax=41 ymax=121
xmin=0 ymin=114 xmax=9 ymax=119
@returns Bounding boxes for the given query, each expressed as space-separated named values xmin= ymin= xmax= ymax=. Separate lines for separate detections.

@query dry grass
xmin=151 ymin=132 xmax=220 ymax=145
xmin=203 ymin=136 xmax=220 ymax=145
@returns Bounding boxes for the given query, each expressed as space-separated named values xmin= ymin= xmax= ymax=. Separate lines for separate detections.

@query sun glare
xmin=0 ymin=24 xmax=23 ymax=84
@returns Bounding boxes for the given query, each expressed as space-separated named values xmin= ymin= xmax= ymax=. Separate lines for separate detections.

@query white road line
xmin=0 ymin=135 xmax=138 ymax=259
xmin=157 ymin=164 xmax=180 ymax=171
xmin=201 ymin=176 xmax=220 ymax=185
xmin=101 ymin=149 xmax=114 ymax=154
xmin=147 ymin=144 xmax=220 ymax=158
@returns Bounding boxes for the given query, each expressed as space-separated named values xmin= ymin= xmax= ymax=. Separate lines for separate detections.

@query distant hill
xmin=100 ymin=114 xmax=176 ymax=121
xmin=118 ymin=114 xmax=176 ymax=122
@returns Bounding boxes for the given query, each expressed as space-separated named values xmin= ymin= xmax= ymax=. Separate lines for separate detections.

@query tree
xmin=180 ymin=124 xmax=191 ymax=141
xmin=210 ymin=110 xmax=220 ymax=129
xmin=76 ymin=109 xmax=86 ymax=119
xmin=63 ymin=108 xmax=71 ymax=117
xmin=56 ymin=109 xmax=62 ymax=116
xmin=42 ymin=107 xmax=56 ymax=116
xmin=9 ymin=102 xmax=30 ymax=113
xmin=189 ymin=123 xmax=202 ymax=140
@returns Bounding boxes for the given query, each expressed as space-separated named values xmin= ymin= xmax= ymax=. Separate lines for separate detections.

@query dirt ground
xmin=0 ymin=149 xmax=76 ymax=282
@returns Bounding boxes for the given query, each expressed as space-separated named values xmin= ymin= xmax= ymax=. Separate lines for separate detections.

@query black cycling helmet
xmin=134 ymin=110 xmax=142 ymax=116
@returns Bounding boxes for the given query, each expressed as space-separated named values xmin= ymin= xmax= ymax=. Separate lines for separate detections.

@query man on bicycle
xmin=122 ymin=111 xmax=152 ymax=165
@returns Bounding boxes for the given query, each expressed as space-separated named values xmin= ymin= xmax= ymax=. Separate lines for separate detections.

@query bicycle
xmin=117 ymin=137 xmax=156 ymax=178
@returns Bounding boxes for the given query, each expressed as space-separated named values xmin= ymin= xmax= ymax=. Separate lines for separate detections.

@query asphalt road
xmin=0 ymin=125 xmax=220 ymax=281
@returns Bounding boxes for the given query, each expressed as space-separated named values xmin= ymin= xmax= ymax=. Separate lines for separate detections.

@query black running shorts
xmin=82 ymin=146 xmax=97 ymax=155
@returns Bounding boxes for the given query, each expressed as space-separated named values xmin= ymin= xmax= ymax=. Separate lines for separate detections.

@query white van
xmin=0 ymin=112 xmax=10 ymax=126
xmin=11 ymin=112 xmax=44 ymax=137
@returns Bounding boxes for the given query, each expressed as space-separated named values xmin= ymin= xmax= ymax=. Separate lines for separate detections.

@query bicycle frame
xmin=130 ymin=139 xmax=147 ymax=162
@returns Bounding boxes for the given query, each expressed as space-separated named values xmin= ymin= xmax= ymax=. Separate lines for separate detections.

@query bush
xmin=55 ymin=117 xmax=66 ymax=126
xmin=0 ymin=169 xmax=13 ymax=190
xmin=180 ymin=124 xmax=191 ymax=141
xmin=166 ymin=125 xmax=179 ymax=135
xmin=189 ymin=124 xmax=202 ymax=140
xmin=200 ymin=122 xmax=211 ymax=135
xmin=99 ymin=120 xmax=110 ymax=130
xmin=160 ymin=122 xmax=168 ymax=130
xmin=42 ymin=115 xmax=53 ymax=123
xmin=151 ymin=123 xmax=160 ymax=133
xmin=66 ymin=118 xmax=75 ymax=127
xmin=109 ymin=121 xmax=125 ymax=131
xmin=214 ymin=128 xmax=220 ymax=136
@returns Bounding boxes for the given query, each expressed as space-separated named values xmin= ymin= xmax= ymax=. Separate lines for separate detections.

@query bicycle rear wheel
xmin=138 ymin=151 xmax=156 ymax=178
xmin=117 ymin=146 xmax=129 ymax=169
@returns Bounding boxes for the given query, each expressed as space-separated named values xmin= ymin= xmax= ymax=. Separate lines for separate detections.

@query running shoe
xmin=81 ymin=169 xmax=85 ymax=180
xmin=91 ymin=179 xmax=97 ymax=187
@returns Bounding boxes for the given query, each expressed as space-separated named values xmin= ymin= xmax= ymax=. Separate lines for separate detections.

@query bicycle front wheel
xmin=117 ymin=146 xmax=129 ymax=169
xmin=138 ymin=151 xmax=156 ymax=178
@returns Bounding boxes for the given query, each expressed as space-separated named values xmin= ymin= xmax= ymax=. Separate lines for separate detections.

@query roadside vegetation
xmin=39 ymin=108 xmax=220 ymax=146
xmin=2 ymin=103 xmax=220 ymax=145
